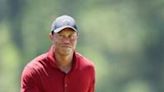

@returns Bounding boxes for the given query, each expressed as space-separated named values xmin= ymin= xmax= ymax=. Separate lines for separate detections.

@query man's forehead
xmin=58 ymin=28 xmax=76 ymax=34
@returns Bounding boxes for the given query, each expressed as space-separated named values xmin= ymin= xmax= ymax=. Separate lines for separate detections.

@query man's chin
xmin=60 ymin=48 xmax=73 ymax=55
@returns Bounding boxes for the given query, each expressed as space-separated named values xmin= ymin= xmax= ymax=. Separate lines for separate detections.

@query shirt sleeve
xmin=88 ymin=78 xmax=95 ymax=92
xmin=88 ymin=66 xmax=96 ymax=92
xmin=20 ymin=66 xmax=42 ymax=92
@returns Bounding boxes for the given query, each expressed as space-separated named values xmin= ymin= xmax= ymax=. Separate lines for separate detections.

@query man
xmin=20 ymin=15 xmax=95 ymax=92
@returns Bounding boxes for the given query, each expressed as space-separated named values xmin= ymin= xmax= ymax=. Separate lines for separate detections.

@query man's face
xmin=51 ymin=28 xmax=78 ymax=56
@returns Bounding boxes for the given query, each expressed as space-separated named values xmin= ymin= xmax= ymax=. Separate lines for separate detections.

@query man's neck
xmin=54 ymin=52 xmax=73 ymax=73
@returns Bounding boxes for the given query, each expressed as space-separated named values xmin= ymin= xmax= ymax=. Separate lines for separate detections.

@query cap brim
xmin=53 ymin=26 xmax=77 ymax=33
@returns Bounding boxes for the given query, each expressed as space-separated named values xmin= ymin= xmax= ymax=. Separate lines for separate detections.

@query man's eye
xmin=68 ymin=35 xmax=73 ymax=38
xmin=59 ymin=35 xmax=64 ymax=37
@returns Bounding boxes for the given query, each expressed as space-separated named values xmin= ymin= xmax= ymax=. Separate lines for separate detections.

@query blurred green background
xmin=0 ymin=0 xmax=164 ymax=92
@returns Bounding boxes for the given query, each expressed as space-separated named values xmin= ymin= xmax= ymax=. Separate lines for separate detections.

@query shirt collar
xmin=47 ymin=45 xmax=58 ymax=68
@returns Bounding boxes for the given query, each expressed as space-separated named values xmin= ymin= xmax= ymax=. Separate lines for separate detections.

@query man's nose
xmin=62 ymin=38 xmax=70 ymax=43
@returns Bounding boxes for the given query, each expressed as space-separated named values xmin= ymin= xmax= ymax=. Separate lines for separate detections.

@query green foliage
xmin=0 ymin=21 xmax=20 ymax=92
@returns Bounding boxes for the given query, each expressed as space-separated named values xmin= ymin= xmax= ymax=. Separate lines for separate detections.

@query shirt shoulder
xmin=75 ymin=52 xmax=95 ymax=70
xmin=75 ymin=52 xmax=96 ymax=80
xmin=21 ymin=53 xmax=48 ymax=91
xmin=21 ymin=53 xmax=49 ymax=78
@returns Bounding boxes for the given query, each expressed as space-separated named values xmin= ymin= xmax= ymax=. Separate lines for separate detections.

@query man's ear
xmin=49 ymin=33 xmax=53 ymax=41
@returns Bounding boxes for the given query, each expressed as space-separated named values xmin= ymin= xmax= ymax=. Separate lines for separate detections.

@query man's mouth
xmin=61 ymin=45 xmax=71 ymax=48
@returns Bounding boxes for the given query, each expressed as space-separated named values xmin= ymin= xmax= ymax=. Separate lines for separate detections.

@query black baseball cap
xmin=51 ymin=15 xmax=78 ymax=33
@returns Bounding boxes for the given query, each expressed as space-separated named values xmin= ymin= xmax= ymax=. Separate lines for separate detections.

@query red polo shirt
xmin=21 ymin=47 xmax=95 ymax=92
